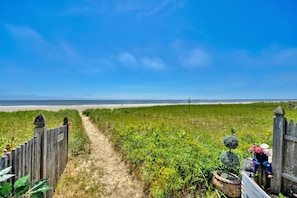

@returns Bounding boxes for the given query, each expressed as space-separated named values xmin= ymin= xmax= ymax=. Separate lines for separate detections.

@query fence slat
xmin=294 ymin=123 xmax=297 ymax=177
xmin=270 ymin=106 xmax=286 ymax=193
xmin=33 ymin=135 xmax=40 ymax=182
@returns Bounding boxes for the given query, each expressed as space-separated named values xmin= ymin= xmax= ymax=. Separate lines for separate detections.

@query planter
xmin=212 ymin=170 xmax=241 ymax=198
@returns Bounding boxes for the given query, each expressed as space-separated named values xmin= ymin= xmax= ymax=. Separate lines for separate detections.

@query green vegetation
xmin=0 ymin=109 xmax=107 ymax=197
xmin=0 ymin=109 xmax=90 ymax=156
xmin=0 ymin=166 xmax=52 ymax=198
xmin=220 ymin=128 xmax=240 ymax=172
xmin=83 ymin=102 xmax=297 ymax=197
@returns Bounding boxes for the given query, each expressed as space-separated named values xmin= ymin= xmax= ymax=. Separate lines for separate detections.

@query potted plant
xmin=212 ymin=128 xmax=241 ymax=198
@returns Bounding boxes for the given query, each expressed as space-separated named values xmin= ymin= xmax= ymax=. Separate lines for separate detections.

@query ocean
xmin=0 ymin=99 xmax=294 ymax=106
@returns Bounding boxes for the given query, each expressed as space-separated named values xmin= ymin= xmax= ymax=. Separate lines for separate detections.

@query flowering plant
xmin=248 ymin=145 xmax=264 ymax=154
xmin=248 ymin=143 xmax=273 ymax=178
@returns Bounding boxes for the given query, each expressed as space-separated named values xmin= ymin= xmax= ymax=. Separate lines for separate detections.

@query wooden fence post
xmin=270 ymin=106 xmax=286 ymax=194
xmin=34 ymin=113 xmax=46 ymax=180
xmin=63 ymin=117 xmax=69 ymax=160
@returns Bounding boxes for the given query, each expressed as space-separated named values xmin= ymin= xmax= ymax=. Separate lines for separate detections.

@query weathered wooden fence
xmin=0 ymin=114 xmax=69 ymax=198
xmin=270 ymin=106 xmax=297 ymax=196
xmin=242 ymin=106 xmax=297 ymax=197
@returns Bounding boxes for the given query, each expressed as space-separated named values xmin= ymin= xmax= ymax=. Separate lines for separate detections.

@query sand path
xmin=79 ymin=112 xmax=144 ymax=198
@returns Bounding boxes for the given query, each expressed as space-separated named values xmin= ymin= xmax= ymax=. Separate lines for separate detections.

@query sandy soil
xmin=79 ymin=112 xmax=144 ymax=197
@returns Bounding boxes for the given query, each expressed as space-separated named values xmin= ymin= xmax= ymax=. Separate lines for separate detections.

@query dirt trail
xmin=79 ymin=112 xmax=145 ymax=198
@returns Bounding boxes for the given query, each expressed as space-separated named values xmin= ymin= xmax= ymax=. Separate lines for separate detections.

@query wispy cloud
xmin=141 ymin=56 xmax=166 ymax=70
xmin=142 ymin=0 xmax=169 ymax=17
xmin=180 ymin=48 xmax=211 ymax=68
xmin=116 ymin=0 xmax=187 ymax=18
xmin=6 ymin=24 xmax=44 ymax=40
xmin=5 ymin=24 xmax=57 ymax=58
xmin=116 ymin=1 xmax=146 ymax=12
xmin=118 ymin=52 xmax=137 ymax=65
xmin=143 ymin=0 xmax=187 ymax=17
xmin=58 ymin=40 xmax=79 ymax=58
xmin=5 ymin=24 xmax=112 ymax=75
xmin=58 ymin=6 xmax=89 ymax=16
xmin=117 ymin=51 xmax=167 ymax=70
xmin=57 ymin=0 xmax=93 ymax=16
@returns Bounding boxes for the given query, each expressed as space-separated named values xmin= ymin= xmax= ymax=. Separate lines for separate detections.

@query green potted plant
xmin=212 ymin=128 xmax=241 ymax=198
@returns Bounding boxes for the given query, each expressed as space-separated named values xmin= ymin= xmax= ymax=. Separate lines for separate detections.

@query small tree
xmin=219 ymin=128 xmax=240 ymax=179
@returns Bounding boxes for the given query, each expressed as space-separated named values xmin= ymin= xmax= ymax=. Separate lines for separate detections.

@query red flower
xmin=254 ymin=146 xmax=264 ymax=154
xmin=248 ymin=145 xmax=264 ymax=154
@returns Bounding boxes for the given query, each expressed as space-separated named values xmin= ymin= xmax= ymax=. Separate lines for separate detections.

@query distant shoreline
xmin=0 ymin=104 xmax=167 ymax=112
xmin=0 ymin=99 xmax=294 ymax=112
xmin=0 ymin=99 xmax=294 ymax=106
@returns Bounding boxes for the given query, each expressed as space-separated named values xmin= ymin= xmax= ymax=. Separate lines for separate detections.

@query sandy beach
xmin=0 ymin=100 xmax=261 ymax=112
xmin=0 ymin=103 xmax=174 ymax=112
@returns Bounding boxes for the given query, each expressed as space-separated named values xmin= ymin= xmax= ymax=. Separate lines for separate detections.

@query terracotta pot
xmin=212 ymin=170 xmax=241 ymax=198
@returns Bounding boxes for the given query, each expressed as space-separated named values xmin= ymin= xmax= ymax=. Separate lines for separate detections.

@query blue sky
xmin=0 ymin=0 xmax=296 ymax=100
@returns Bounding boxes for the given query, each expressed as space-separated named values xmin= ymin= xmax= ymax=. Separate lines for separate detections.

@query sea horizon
xmin=0 ymin=99 xmax=295 ymax=106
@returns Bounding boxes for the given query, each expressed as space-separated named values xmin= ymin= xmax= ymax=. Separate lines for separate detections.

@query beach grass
xmin=0 ymin=109 xmax=90 ymax=156
xmin=1 ymin=102 xmax=297 ymax=197
xmin=83 ymin=102 xmax=297 ymax=197
xmin=0 ymin=109 xmax=96 ymax=197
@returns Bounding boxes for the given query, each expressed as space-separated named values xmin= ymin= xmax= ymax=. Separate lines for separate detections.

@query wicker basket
xmin=212 ymin=171 xmax=241 ymax=198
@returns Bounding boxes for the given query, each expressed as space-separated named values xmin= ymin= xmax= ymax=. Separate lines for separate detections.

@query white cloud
xmin=116 ymin=1 xmax=146 ymax=12
xmin=118 ymin=52 xmax=137 ymax=65
xmin=141 ymin=57 xmax=166 ymax=69
xmin=58 ymin=6 xmax=89 ymax=16
xmin=180 ymin=48 xmax=211 ymax=68
xmin=6 ymin=24 xmax=47 ymax=44
xmin=5 ymin=24 xmax=58 ymax=59
xmin=117 ymin=52 xmax=167 ymax=70
xmin=59 ymin=40 xmax=78 ymax=58
xmin=116 ymin=0 xmax=187 ymax=18
xmin=142 ymin=0 xmax=169 ymax=17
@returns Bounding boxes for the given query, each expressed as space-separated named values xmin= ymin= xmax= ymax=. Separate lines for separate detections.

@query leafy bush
xmin=0 ymin=166 xmax=52 ymax=198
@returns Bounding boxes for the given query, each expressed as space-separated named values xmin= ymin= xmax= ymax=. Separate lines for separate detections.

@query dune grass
xmin=1 ymin=103 xmax=296 ymax=197
xmin=0 ymin=109 xmax=90 ymax=155
xmin=0 ymin=109 xmax=100 ymax=197
xmin=83 ymin=102 xmax=297 ymax=197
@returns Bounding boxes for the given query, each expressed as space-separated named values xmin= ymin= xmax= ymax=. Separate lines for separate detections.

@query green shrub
xmin=220 ymin=128 xmax=240 ymax=170
xmin=0 ymin=166 xmax=52 ymax=198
